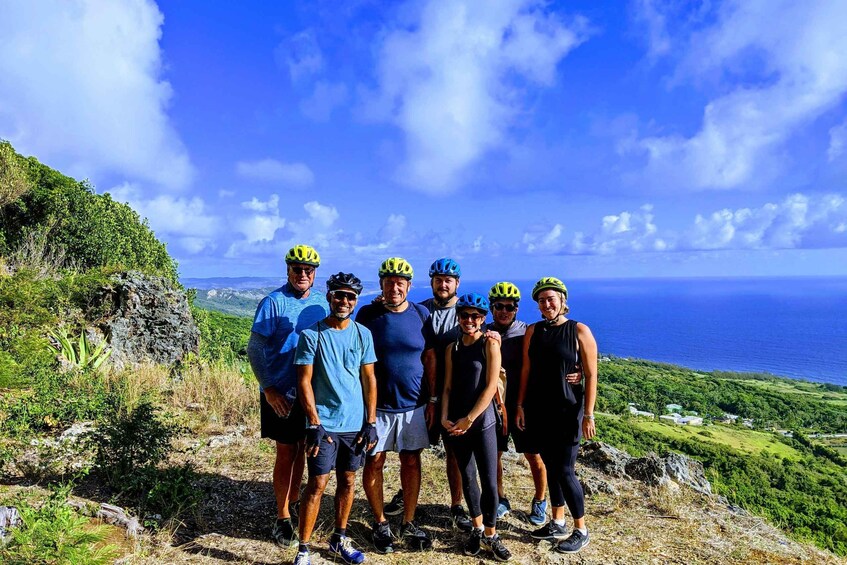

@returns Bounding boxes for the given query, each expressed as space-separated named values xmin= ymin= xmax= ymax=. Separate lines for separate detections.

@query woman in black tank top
xmin=515 ymin=278 xmax=598 ymax=555
xmin=441 ymin=293 xmax=511 ymax=561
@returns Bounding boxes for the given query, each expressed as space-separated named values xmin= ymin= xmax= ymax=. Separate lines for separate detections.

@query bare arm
xmin=515 ymin=324 xmax=535 ymax=430
xmin=360 ymin=363 xmax=377 ymax=425
xmin=441 ymin=343 xmax=454 ymax=431
xmin=297 ymin=364 xmax=320 ymax=426
xmin=577 ymin=322 xmax=599 ymax=440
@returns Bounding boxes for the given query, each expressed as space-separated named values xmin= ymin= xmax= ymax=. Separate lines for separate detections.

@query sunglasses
xmin=330 ymin=290 xmax=358 ymax=302
xmin=492 ymin=303 xmax=517 ymax=312
xmin=290 ymin=266 xmax=315 ymax=276
xmin=458 ymin=311 xmax=485 ymax=321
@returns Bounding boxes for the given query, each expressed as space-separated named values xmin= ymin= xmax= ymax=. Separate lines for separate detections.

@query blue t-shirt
xmin=356 ymin=302 xmax=431 ymax=412
xmin=420 ymin=298 xmax=460 ymax=397
xmin=294 ymin=320 xmax=377 ymax=433
xmin=251 ymin=284 xmax=329 ymax=393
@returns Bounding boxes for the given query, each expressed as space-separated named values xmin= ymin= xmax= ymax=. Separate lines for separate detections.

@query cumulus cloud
xmin=363 ymin=0 xmax=588 ymax=193
xmin=275 ymin=29 xmax=324 ymax=82
xmin=236 ymin=194 xmax=286 ymax=243
xmin=301 ymin=81 xmax=349 ymax=122
xmin=0 ymin=0 xmax=193 ymax=189
xmin=521 ymin=195 xmax=847 ymax=255
xmin=631 ymin=1 xmax=847 ymax=190
xmin=108 ymin=183 xmax=219 ymax=253
xmin=236 ymin=159 xmax=315 ymax=187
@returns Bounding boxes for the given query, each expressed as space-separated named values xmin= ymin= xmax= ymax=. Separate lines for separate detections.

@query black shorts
xmin=260 ymin=391 xmax=306 ymax=445
xmin=428 ymin=402 xmax=444 ymax=446
xmin=497 ymin=408 xmax=539 ymax=454
xmin=307 ymin=431 xmax=366 ymax=477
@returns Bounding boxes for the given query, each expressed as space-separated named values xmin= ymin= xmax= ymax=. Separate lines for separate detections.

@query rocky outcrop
xmin=625 ymin=452 xmax=669 ymax=486
xmin=580 ymin=441 xmax=632 ymax=477
xmin=664 ymin=452 xmax=712 ymax=495
xmin=92 ymin=271 xmax=199 ymax=369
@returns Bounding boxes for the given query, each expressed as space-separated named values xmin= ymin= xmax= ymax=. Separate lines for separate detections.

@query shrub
xmin=0 ymin=484 xmax=117 ymax=565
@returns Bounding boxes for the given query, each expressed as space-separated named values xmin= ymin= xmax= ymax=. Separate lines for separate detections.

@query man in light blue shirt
xmin=247 ymin=244 xmax=328 ymax=548
xmin=294 ymin=272 xmax=378 ymax=565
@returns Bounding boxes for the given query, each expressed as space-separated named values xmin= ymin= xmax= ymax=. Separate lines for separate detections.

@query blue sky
xmin=2 ymin=0 xmax=846 ymax=280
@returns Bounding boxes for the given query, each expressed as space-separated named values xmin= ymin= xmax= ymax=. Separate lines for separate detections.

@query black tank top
xmin=527 ymin=319 xmax=584 ymax=414
xmin=448 ymin=336 xmax=495 ymax=429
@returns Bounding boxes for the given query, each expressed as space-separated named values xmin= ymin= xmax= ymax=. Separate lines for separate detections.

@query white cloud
xmin=377 ymin=214 xmax=407 ymax=241
xmin=236 ymin=194 xmax=286 ymax=243
xmin=829 ymin=120 xmax=847 ymax=162
xmin=236 ymin=159 xmax=315 ymax=187
xmin=276 ymin=29 xmax=323 ymax=82
xmin=242 ymin=194 xmax=280 ymax=213
xmin=633 ymin=0 xmax=671 ymax=60
xmin=632 ymin=1 xmax=847 ymax=190
xmin=364 ymin=0 xmax=588 ymax=193
xmin=0 ymin=0 xmax=193 ymax=189
xmin=108 ymin=183 xmax=219 ymax=253
xmin=301 ymin=81 xmax=349 ymax=122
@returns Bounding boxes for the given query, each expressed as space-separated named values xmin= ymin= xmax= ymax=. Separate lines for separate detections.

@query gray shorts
xmin=371 ymin=405 xmax=429 ymax=454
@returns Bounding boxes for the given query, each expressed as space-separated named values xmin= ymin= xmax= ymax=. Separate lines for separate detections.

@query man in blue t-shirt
xmin=294 ymin=272 xmax=378 ymax=565
xmin=356 ymin=257 xmax=434 ymax=553
xmin=247 ymin=244 xmax=328 ymax=548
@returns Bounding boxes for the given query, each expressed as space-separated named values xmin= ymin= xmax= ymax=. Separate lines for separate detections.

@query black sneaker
xmin=372 ymin=520 xmax=395 ymax=554
xmin=451 ymin=505 xmax=473 ymax=532
xmin=271 ymin=518 xmax=298 ymax=547
xmin=530 ymin=520 xmax=567 ymax=541
xmin=555 ymin=530 xmax=590 ymax=553
xmin=400 ymin=520 xmax=432 ymax=551
xmin=464 ymin=528 xmax=483 ymax=556
xmin=482 ymin=534 xmax=512 ymax=562
xmin=384 ymin=489 xmax=404 ymax=516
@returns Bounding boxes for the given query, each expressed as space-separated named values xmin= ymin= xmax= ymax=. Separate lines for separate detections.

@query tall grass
xmin=171 ymin=361 xmax=257 ymax=428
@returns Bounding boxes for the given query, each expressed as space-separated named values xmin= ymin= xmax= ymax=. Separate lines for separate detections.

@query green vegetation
xmin=598 ymin=414 xmax=847 ymax=555
xmin=0 ymin=484 xmax=117 ymax=565
xmin=191 ymin=305 xmax=252 ymax=363
xmin=597 ymin=357 xmax=847 ymax=433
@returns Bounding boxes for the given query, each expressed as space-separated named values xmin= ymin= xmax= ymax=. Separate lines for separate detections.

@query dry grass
xmin=170 ymin=362 xmax=257 ymax=429
xmin=106 ymin=362 xmax=172 ymax=410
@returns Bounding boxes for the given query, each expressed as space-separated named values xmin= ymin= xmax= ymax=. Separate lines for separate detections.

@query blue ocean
xmin=400 ymin=277 xmax=847 ymax=386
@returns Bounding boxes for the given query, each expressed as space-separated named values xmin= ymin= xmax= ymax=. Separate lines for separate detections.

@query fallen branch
xmin=646 ymin=514 xmax=680 ymax=519
xmin=68 ymin=500 xmax=143 ymax=538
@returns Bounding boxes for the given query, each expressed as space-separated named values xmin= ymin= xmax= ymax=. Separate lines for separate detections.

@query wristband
xmin=585 ymin=414 xmax=595 ymax=421
xmin=429 ymin=396 xmax=438 ymax=404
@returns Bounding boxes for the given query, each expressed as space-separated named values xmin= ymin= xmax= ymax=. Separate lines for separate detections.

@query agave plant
xmin=48 ymin=327 xmax=112 ymax=370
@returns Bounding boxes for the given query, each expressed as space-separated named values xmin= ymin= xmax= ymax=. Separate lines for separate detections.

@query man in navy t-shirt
xmin=356 ymin=257 xmax=434 ymax=553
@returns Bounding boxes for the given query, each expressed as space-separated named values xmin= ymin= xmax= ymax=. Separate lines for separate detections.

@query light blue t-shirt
xmin=251 ymin=284 xmax=329 ymax=393
xmin=295 ymin=320 xmax=377 ymax=433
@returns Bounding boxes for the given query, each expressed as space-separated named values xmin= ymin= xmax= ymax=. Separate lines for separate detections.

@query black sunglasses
xmin=330 ymin=290 xmax=358 ymax=302
xmin=458 ymin=311 xmax=485 ymax=320
xmin=291 ymin=266 xmax=315 ymax=275
xmin=492 ymin=303 xmax=516 ymax=312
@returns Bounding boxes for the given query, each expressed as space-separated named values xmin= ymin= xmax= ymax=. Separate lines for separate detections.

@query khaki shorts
xmin=371 ymin=405 xmax=430 ymax=454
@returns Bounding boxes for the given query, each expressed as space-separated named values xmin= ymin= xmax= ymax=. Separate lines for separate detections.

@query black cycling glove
xmin=355 ymin=422 xmax=378 ymax=454
xmin=306 ymin=424 xmax=328 ymax=450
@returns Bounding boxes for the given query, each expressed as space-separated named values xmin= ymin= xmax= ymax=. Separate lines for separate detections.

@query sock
xmin=332 ymin=528 xmax=346 ymax=541
xmin=576 ymin=527 xmax=588 ymax=535
xmin=554 ymin=519 xmax=566 ymax=527
xmin=277 ymin=517 xmax=291 ymax=525
xmin=298 ymin=543 xmax=309 ymax=553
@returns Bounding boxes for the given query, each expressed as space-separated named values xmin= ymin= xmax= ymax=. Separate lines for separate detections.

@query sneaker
xmin=384 ymin=489 xmax=404 ymax=516
xmin=272 ymin=518 xmax=298 ymax=547
xmin=530 ymin=520 xmax=567 ymax=541
xmin=372 ymin=520 xmax=395 ymax=554
xmin=451 ymin=504 xmax=473 ymax=532
xmin=482 ymin=534 xmax=512 ymax=562
xmin=555 ymin=530 xmax=590 ymax=553
xmin=496 ymin=497 xmax=511 ymax=520
xmin=528 ymin=498 xmax=547 ymax=526
xmin=329 ymin=536 xmax=366 ymax=564
xmin=290 ymin=499 xmax=301 ymax=519
xmin=464 ymin=528 xmax=483 ymax=556
xmin=400 ymin=520 xmax=432 ymax=551
xmin=293 ymin=550 xmax=310 ymax=565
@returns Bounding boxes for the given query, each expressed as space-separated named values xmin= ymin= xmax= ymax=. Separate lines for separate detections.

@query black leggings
xmin=540 ymin=440 xmax=584 ymax=519
xmin=449 ymin=424 xmax=499 ymax=528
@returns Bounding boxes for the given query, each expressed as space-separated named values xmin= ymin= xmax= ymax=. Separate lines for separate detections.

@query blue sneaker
xmin=528 ymin=498 xmax=547 ymax=526
xmin=293 ymin=550 xmax=310 ymax=565
xmin=329 ymin=536 xmax=366 ymax=565
xmin=496 ymin=497 xmax=511 ymax=520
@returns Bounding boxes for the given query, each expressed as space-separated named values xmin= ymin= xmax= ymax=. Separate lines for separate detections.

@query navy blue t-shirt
xmin=356 ymin=302 xmax=431 ymax=412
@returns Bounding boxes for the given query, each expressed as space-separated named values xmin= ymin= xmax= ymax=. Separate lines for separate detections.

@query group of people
xmin=247 ymin=244 xmax=598 ymax=565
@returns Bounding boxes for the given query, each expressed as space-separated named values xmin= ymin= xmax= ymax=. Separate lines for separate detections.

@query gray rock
xmin=664 ymin=452 xmax=712 ymax=495
xmin=92 ymin=271 xmax=199 ymax=369
xmin=625 ymin=452 xmax=669 ymax=486
xmin=579 ymin=441 xmax=632 ymax=477
xmin=581 ymin=476 xmax=620 ymax=496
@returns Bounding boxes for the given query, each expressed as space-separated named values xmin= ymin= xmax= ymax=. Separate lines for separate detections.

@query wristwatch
xmin=585 ymin=414 xmax=595 ymax=421
xmin=429 ymin=396 xmax=438 ymax=404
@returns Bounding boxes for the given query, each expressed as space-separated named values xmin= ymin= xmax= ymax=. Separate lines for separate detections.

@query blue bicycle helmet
xmin=429 ymin=257 xmax=461 ymax=278
xmin=456 ymin=292 xmax=488 ymax=313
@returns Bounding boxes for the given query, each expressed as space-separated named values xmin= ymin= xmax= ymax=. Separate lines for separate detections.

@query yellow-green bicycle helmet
xmin=488 ymin=281 xmax=521 ymax=302
xmin=531 ymin=277 xmax=568 ymax=301
xmin=285 ymin=244 xmax=321 ymax=266
xmin=378 ymin=257 xmax=414 ymax=280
